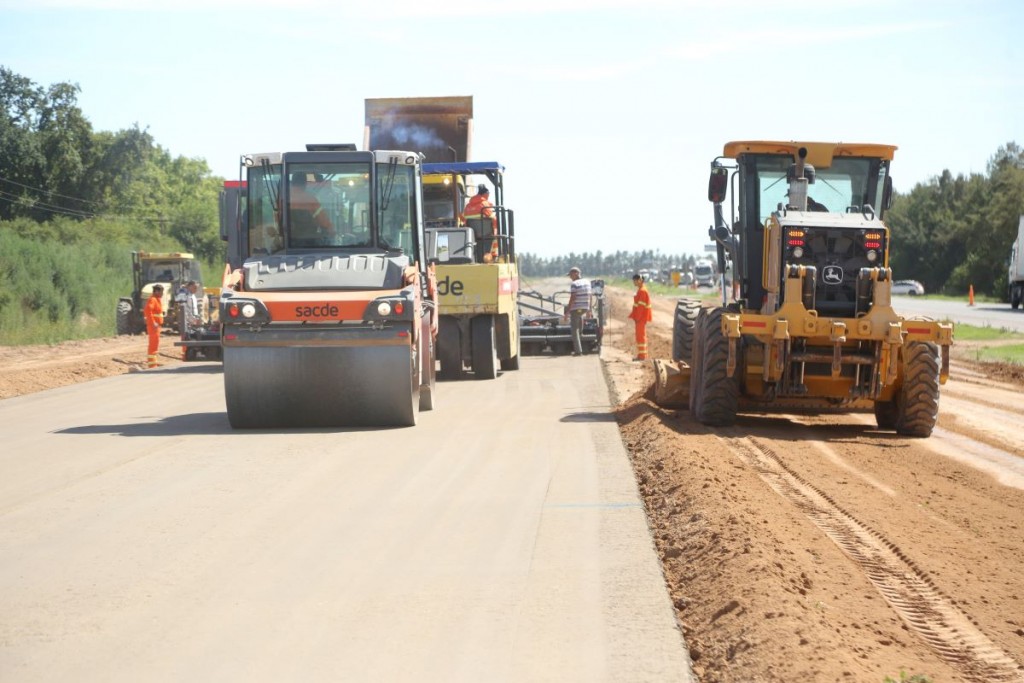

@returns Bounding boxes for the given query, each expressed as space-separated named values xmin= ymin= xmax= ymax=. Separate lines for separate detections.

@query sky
xmin=2 ymin=0 xmax=1021 ymax=259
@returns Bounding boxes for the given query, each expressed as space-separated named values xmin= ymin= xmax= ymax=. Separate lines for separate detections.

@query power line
xmin=0 ymin=190 xmax=167 ymax=223
xmin=0 ymin=188 xmax=96 ymax=219
xmin=0 ymin=175 xmax=105 ymax=208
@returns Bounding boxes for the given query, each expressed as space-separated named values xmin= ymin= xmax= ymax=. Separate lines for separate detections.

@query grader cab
xmin=654 ymin=141 xmax=953 ymax=437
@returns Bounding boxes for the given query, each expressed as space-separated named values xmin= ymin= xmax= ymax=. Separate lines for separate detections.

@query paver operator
xmin=464 ymin=184 xmax=499 ymax=262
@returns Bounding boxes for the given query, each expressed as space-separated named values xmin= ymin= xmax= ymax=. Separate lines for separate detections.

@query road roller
xmin=218 ymin=145 xmax=438 ymax=428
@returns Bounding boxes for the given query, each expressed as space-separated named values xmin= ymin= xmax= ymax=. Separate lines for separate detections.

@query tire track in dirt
xmin=723 ymin=433 xmax=1024 ymax=683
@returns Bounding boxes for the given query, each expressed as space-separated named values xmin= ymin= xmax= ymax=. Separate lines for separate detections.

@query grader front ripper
xmin=654 ymin=141 xmax=953 ymax=437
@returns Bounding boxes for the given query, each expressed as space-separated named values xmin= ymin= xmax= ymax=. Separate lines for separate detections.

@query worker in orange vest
xmin=629 ymin=273 xmax=653 ymax=361
xmin=144 ymin=284 xmax=165 ymax=368
xmin=464 ymin=184 xmax=499 ymax=262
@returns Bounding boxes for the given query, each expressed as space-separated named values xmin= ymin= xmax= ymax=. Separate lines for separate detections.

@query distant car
xmin=891 ymin=280 xmax=925 ymax=296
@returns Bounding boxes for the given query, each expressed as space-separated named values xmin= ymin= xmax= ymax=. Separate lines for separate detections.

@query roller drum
xmin=224 ymin=345 xmax=417 ymax=428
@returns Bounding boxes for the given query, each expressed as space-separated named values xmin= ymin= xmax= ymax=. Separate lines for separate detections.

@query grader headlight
xmin=864 ymin=232 xmax=884 ymax=264
xmin=787 ymin=229 xmax=806 ymax=260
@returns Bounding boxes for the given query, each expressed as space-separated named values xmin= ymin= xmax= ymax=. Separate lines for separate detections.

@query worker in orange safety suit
xmin=144 ymin=284 xmax=165 ymax=368
xmin=463 ymin=184 xmax=499 ymax=262
xmin=629 ymin=273 xmax=653 ymax=361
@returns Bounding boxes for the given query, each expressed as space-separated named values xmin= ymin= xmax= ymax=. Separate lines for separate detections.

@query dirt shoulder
xmin=602 ymin=285 xmax=1024 ymax=682
xmin=0 ymin=334 xmax=183 ymax=400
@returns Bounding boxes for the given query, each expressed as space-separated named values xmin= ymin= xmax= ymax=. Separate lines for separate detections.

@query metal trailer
xmin=173 ymin=180 xmax=247 ymax=363
xmin=518 ymin=280 xmax=606 ymax=355
xmin=173 ymin=287 xmax=223 ymax=361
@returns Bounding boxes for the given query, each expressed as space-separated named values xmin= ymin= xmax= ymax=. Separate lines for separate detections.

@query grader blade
xmin=652 ymin=359 xmax=690 ymax=408
xmin=224 ymin=345 xmax=417 ymax=429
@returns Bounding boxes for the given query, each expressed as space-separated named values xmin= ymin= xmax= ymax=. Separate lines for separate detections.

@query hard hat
xmin=568 ymin=266 xmax=581 ymax=276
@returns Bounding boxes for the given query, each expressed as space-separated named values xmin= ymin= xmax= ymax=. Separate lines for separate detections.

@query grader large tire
xmin=688 ymin=309 xmax=706 ymax=415
xmin=690 ymin=307 xmax=738 ymax=426
xmin=116 ymin=300 xmax=134 ymax=336
xmin=672 ymin=298 xmax=701 ymax=363
xmin=471 ymin=315 xmax=498 ymax=380
xmin=892 ymin=341 xmax=940 ymax=437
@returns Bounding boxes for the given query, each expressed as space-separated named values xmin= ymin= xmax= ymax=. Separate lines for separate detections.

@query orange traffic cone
xmin=968 ymin=284 xmax=975 ymax=307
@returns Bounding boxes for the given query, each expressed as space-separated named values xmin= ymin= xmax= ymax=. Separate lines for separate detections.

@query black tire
xmin=688 ymin=310 xmax=705 ymax=415
xmin=419 ymin=321 xmax=436 ymax=411
xmin=690 ymin=307 xmax=738 ymax=426
xmin=116 ymin=300 xmax=134 ymax=336
xmin=500 ymin=312 xmax=521 ymax=371
xmin=471 ymin=315 xmax=498 ymax=380
xmin=894 ymin=341 xmax=940 ymax=437
xmin=500 ymin=330 xmax=520 ymax=370
xmin=437 ymin=316 xmax=462 ymax=380
xmin=1012 ymin=284 xmax=1022 ymax=310
xmin=873 ymin=398 xmax=898 ymax=430
xmin=672 ymin=298 xmax=701 ymax=363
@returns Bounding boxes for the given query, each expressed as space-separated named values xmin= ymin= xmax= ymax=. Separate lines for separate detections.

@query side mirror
xmin=708 ymin=166 xmax=729 ymax=204
xmin=883 ymin=176 xmax=893 ymax=211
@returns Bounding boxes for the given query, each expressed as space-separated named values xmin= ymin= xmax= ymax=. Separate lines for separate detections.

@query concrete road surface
xmin=0 ymin=356 xmax=693 ymax=682
xmin=890 ymin=296 xmax=1024 ymax=332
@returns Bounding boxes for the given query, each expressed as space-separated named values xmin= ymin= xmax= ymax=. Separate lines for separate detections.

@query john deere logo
xmin=822 ymin=265 xmax=844 ymax=285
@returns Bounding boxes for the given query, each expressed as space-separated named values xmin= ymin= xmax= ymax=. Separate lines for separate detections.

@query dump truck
xmin=1010 ymin=215 xmax=1024 ymax=310
xmin=365 ymin=96 xmax=521 ymax=379
xmin=654 ymin=141 xmax=953 ymax=437
xmin=218 ymin=145 xmax=437 ymax=428
xmin=116 ymin=251 xmax=203 ymax=335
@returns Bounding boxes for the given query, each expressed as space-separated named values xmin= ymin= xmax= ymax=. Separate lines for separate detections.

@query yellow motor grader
xmin=654 ymin=141 xmax=953 ymax=437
